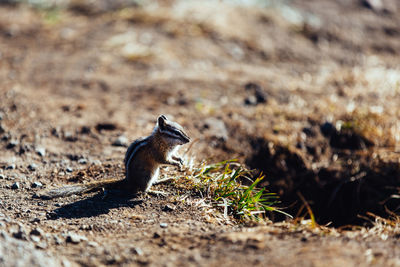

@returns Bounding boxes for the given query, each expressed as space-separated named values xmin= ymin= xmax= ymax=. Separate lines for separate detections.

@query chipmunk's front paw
xmin=171 ymin=156 xmax=184 ymax=170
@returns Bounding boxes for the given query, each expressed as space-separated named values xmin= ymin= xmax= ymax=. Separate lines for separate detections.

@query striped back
xmin=124 ymin=137 xmax=149 ymax=168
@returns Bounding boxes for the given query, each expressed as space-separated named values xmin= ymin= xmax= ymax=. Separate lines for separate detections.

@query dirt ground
xmin=1 ymin=0 xmax=400 ymax=266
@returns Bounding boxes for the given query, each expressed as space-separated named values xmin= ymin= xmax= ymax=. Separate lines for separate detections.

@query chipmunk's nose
xmin=183 ymin=135 xmax=190 ymax=144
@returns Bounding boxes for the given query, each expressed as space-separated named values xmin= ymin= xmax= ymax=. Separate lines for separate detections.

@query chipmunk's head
xmin=157 ymin=115 xmax=190 ymax=145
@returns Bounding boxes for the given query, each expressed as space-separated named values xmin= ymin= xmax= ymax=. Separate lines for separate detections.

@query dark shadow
xmin=47 ymin=191 xmax=143 ymax=220
xmin=247 ymin=134 xmax=400 ymax=227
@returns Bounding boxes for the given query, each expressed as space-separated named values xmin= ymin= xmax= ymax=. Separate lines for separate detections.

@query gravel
xmin=0 ymin=232 xmax=63 ymax=266
xmin=112 ymin=135 xmax=128 ymax=147
xmin=35 ymin=147 xmax=46 ymax=157
xmin=11 ymin=182 xmax=20 ymax=189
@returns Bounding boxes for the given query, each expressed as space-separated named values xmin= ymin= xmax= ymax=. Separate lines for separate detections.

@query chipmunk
xmin=36 ymin=115 xmax=190 ymax=199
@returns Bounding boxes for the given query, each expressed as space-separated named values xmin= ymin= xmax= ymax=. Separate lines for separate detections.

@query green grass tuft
xmin=187 ymin=160 xmax=292 ymax=221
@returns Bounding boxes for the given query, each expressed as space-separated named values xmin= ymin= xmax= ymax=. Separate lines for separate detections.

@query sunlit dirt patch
xmin=246 ymin=125 xmax=400 ymax=227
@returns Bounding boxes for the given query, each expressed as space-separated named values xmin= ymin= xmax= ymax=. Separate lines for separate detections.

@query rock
xmin=11 ymin=182 xmax=20 ymax=189
xmin=6 ymin=164 xmax=15 ymax=170
xmin=66 ymin=233 xmax=87 ymax=244
xmin=160 ymin=222 xmax=168 ymax=228
xmin=244 ymin=82 xmax=267 ymax=105
xmin=112 ymin=135 xmax=128 ymax=147
xmin=162 ymin=204 xmax=176 ymax=212
xmin=63 ymin=132 xmax=77 ymax=142
xmin=35 ymin=147 xmax=46 ymax=157
xmin=95 ymin=122 xmax=117 ymax=131
xmin=30 ymin=235 xmax=40 ymax=243
xmin=78 ymin=158 xmax=87 ymax=164
xmin=1 ymin=133 xmax=10 ymax=141
xmin=12 ymin=229 xmax=27 ymax=240
xmin=54 ymin=235 xmax=63 ymax=245
xmin=0 ymin=174 xmax=4 ymax=179
xmin=51 ymin=127 xmax=59 ymax=137
xmin=31 ymin=182 xmax=43 ymax=188
xmin=87 ymin=241 xmax=99 ymax=247
xmin=30 ymin=228 xmax=44 ymax=236
xmin=30 ymin=218 xmax=40 ymax=223
xmin=79 ymin=224 xmax=92 ymax=231
xmin=244 ymin=95 xmax=258 ymax=106
xmin=18 ymin=144 xmax=30 ymax=155
xmin=80 ymin=126 xmax=91 ymax=134
xmin=203 ymin=118 xmax=228 ymax=141
xmin=6 ymin=140 xmax=19 ymax=149
xmin=67 ymin=154 xmax=79 ymax=161
xmin=361 ymin=0 xmax=397 ymax=13
xmin=153 ymin=232 xmax=161 ymax=238
xmin=91 ymin=159 xmax=101 ymax=165
xmin=362 ymin=0 xmax=384 ymax=11
xmin=28 ymin=163 xmax=38 ymax=171
xmin=131 ymin=247 xmax=143 ymax=256
xmin=66 ymin=167 xmax=73 ymax=173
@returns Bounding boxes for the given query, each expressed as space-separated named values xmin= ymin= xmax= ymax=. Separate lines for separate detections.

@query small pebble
xmin=6 ymin=164 xmax=15 ymax=170
xmin=160 ymin=223 xmax=168 ymax=228
xmin=31 ymin=235 xmax=40 ymax=243
xmin=0 ymin=231 xmax=8 ymax=239
xmin=61 ymin=259 xmax=71 ymax=267
xmin=81 ymin=126 xmax=91 ymax=134
xmin=6 ymin=140 xmax=18 ymax=149
xmin=30 ymin=218 xmax=40 ymax=223
xmin=28 ymin=163 xmax=38 ymax=171
xmin=64 ymin=132 xmax=77 ymax=142
xmin=162 ymin=204 xmax=176 ymax=212
xmin=244 ymin=95 xmax=258 ymax=106
xmin=11 ymin=182 xmax=20 ymax=189
xmin=66 ymin=167 xmax=73 ymax=173
xmin=1 ymin=133 xmax=10 ymax=141
xmin=78 ymin=158 xmax=87 ymax=164
xmin=79 ymin=224 xmax=92 ymax=231
xmin=31 ymin=182 xmax=43 ymax=188
xmin=88 ymin=241 xmax=99 ymax=247
xmin=12 ymin=229 xmax=27 ymax=240
xmin=132 ymin=247 xmax=143 ymax=256
xmin=66 ymin=233 xmax=87 ymax=244
xmin=112 ymin=135 xmax=128 ymax=147
xmin=153 ymin=232 xmax=161 ymax=238
xmin=91 ymin=159 xmax=101 ymax=165
xmin=0 ymin=174 xmax=4 ymax=179
xmin=36 ymin=241 xmax=48 ymax=249
xmin=35 ymin=147 xmax=46 ymax=157
xmin=54 ymin=235 xmax=63 ymax=245
xmin=30 ymin=227 xmax=44 ymax=236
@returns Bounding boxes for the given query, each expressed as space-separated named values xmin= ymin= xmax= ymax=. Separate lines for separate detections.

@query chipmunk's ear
xmin=158 ymin=115 xmax=167 ymax=130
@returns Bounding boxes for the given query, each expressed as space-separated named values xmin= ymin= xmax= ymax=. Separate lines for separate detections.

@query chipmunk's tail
xmin=34 ymin=178 xmax=124 ymax=199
